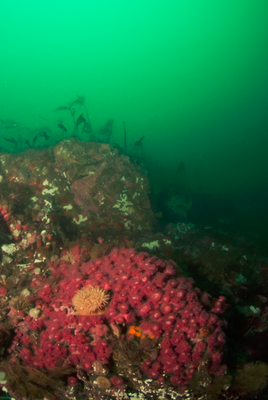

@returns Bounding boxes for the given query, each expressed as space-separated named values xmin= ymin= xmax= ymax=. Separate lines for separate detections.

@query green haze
xmin=1 ymin=0 xmax=267 ymax=200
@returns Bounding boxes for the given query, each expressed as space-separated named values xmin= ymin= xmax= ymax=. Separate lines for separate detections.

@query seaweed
xmin=233 ymin=361 xmax=268 ymax=395
xmin=0 ymin=359 xmax=70 ymax=400
xmin=55 ymin=95 xmax=92 ymax=138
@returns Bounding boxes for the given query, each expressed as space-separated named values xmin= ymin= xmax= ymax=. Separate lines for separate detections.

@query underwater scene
xmin=0 ymin=1 xmax=268 ymax=399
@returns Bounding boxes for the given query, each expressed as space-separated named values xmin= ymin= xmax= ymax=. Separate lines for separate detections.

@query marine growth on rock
xmin=6 ymin=246 xmax=227 ymax=399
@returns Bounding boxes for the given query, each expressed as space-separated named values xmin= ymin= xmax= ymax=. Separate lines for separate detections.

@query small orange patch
xmin=128 ymin=325 xmax=154 ymax=339
xmin=29 ymin=163 xmax=35 ymax=169
xmin=199 ymin=327 xmax=210 ymax=338
xmin=36 ymin=239 xmax=43 ymax=247
xmin=27 ymin=250 xmax=34 ymax=258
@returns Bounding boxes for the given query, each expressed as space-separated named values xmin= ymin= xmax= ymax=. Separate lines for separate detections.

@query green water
xmin=1 ymin=0 xmax=268 ymax=236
